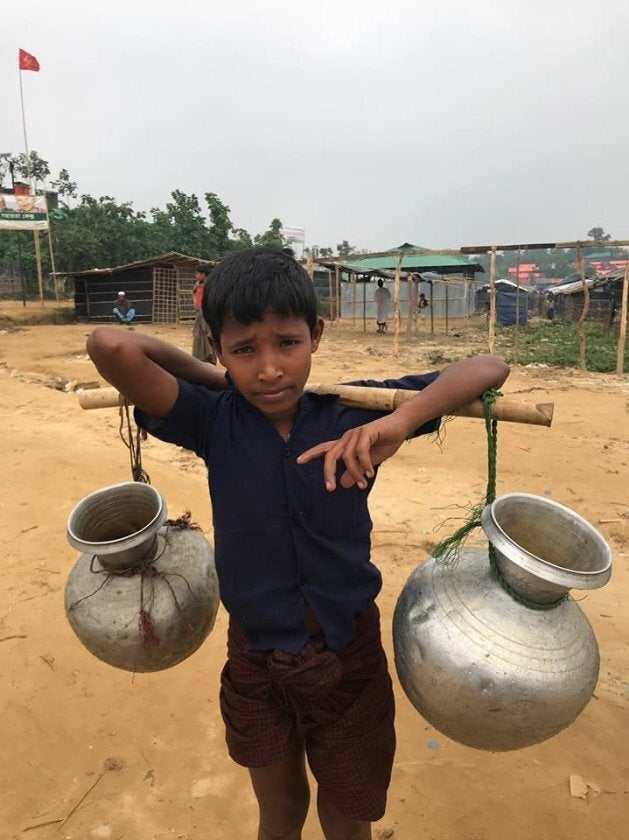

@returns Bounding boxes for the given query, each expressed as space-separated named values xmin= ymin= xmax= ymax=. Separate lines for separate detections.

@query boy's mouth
xmin=255 ymin=387 xmax=291 ymax=402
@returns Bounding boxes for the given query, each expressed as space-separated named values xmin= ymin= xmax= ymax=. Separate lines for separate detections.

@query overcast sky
xmin=3 ymin=0 xmax=628 ymax=252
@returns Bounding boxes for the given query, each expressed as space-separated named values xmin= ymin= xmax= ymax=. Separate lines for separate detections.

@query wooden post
xmin=407 ymin=273 xmax=416 ymax=338
xmin=351 ymin=272 xmax=357 ymax=327
xmin=488 ymin=247 xmax=497 ymax=353
xmin=576 ymin=244 xmax=590 ymax=371
xmin=362 ymin=274 xmax=367 ymax=333
xmin=33 ymin=230 xmax=44 ymax=305
xmin=616 ymin=262 xmax=629 ymax=377
xmin=335 ymin=266 xmax=341 ymax=326
xmin=46 ymin=231 xmax=60 ymax=303
xmin=429 ymin=281 xmax=434 ymax=335
xmin=514 ymin=250 xmax=521 ymax=364
xmin=393 ymin=252 xmax=402 ymax=357
xmin=328 ymin=270 xmax=334 ymax=322
xmin=306 ymin=254 xmax=314 ymax=279
xmin=445 ymin=278 xmax=449 ymax=335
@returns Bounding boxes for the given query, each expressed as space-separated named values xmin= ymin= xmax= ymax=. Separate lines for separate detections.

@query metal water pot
xmin=393 ymin=493 xmax=612 ymax=751
xmin=65 ymin=482 xmax=220 ymax=673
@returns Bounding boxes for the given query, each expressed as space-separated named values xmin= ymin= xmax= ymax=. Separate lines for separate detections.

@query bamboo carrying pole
xmin=78 ymin=385 xmax=554 ymax=427
xmin=616 ymin=263 xmax=629 ymax=377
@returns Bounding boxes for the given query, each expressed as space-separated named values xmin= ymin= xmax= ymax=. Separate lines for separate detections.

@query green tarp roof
xmin=345 ymin=243 xmax=484 ymax=274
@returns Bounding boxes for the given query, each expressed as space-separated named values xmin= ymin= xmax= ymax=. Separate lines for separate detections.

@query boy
xmin=86 ymin=248 xmax=509 ymax=840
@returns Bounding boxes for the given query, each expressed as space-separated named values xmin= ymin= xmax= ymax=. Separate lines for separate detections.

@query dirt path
xmin=1 ymin=308 xmax=627 ymax=839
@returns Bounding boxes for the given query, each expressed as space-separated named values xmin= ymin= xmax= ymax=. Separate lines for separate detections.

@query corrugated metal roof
xmin=548 ymin=276 xmax=602 ymax=295
xmin=57 ymin=251 xmax=213 ymax=278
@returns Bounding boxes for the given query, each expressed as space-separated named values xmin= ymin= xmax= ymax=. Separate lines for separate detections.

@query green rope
xmin=432 ymin=389 xmax=566 ymax=611
xmin=433 ymin=389 xmax=501 ymax=564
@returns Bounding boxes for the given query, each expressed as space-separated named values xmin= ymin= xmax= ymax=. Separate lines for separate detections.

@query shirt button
xmin=285 ymin=448 xmax=291 ymax=457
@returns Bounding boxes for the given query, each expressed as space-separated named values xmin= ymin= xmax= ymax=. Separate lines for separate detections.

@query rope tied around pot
xmin=432 ymin=389 xmax=566 ymax=611
xmin=67 ymin=515 xmax=202 ymax=646
xmin=119 ymin=400 xmax=150 ymax=484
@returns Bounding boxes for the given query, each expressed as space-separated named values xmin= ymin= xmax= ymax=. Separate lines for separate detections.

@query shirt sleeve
xmin=338 ymin=371 xmax=442 ymax=438
xmin=134 ymin=378 xmax=223 ymax=458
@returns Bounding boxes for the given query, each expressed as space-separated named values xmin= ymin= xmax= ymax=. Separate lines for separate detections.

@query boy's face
xmin=213 ymin=310 xmax=324 ymax=428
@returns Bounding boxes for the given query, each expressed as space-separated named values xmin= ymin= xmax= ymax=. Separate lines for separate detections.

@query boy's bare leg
xmin=317 ymin=790 xmax=372 ymax=840
xmin=249 ymin=743 xmax=310 ymax=840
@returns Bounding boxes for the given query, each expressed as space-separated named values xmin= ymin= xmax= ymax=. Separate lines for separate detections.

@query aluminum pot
xmin=65 ymin=482 xmax=219 ymax=672
xmin=393 ymin=493 xmax=612 ymax=751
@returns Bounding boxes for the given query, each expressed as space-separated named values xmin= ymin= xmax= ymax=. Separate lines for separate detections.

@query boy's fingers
xmin=296 ymin=441 xmax=335 ymax=464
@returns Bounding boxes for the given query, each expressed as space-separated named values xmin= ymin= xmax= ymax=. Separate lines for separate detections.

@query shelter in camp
xmin=548 ymin=271 xmax=626 ymax=326
xmin=344 ymin=243 xmax=484 ymax=279
xmin=477 ymin=279 xmax=536 ymax=324
xmin=316 ymin=248 xmax=479 ymax=323
xmin=59 ymin=252 xmax=213 ymax=323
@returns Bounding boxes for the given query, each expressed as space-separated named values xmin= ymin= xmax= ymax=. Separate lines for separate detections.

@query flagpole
xmin=18 ymin=69 xmax=32 ymax=182
xmin=19 ymin=61 xmax=45 ymax=305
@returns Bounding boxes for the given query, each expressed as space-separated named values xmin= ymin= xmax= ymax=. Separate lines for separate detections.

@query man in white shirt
xmin=374 ymin=279 xmax=392 ymax=333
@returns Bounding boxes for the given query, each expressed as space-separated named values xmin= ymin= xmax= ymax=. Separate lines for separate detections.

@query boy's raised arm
xmin=86 ymin=326 xmax=226 ymax=419
xmin=298 ymin=354 xmax=510 ymax=491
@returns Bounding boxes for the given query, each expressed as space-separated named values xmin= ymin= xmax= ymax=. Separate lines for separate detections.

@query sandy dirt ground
xmin=1 ymin=301 xmax=628 ymax=840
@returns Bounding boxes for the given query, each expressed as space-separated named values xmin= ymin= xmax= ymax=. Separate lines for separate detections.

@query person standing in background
xmin=374 ymin=279 xmax=392 ymax=333
xmin=192 ymin=264 xmax=217 ymax=364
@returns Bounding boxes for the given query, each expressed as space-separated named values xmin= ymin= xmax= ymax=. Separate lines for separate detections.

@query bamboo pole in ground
xmin=488 ymin=247 xmax=497 ymax=352
xmin=362 ymin=275 xmax=367 ymax=333
xmin=351 ymin=272 xmax=357 ymax=327
xmin=33 ymin=230 xmax=44 ymax=305
xmin=406 ymin=274 xmax=416 ymax=339
xmin=78 ymin=384 xmax=554 ymax=427
xmin=335 ymin=266 xmax=341 ymax=325
xmin=445 ymin=279 xmax=449 ymax=336
xmin=45 ymin=226 xmax=60 ymax=303
xmin=393 ymin=252 xmax=402 ymax=357
xmin=334 ymin=266 xmax=340 ymax=325
xmin=576 ymin=244 xmax=590 ymax=371
xmin=514 ymin=250 xmax=521 ymax=364
xmin=616 ymin=263 xmax=629 ymax=377
xmin=429 ymin=281 xmax=434 ymax=335
xmin=327 ymin=270 xmax=334 ymax=322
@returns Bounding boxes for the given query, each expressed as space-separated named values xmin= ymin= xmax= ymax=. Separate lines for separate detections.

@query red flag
xmin=19 ymin=49 xmax=40 ymax=72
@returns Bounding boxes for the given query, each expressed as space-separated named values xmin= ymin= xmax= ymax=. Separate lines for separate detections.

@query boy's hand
xmin=296 ymin=414 xmax=412 ymax=491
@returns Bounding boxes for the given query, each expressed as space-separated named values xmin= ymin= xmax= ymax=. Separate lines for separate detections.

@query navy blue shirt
xmin=136 ymin=373 xmax=440 ymax=654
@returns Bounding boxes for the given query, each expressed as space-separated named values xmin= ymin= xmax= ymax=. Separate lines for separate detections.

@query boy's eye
xmin=280 ymin=338 xmax=300 ymax=347
xmin=233 ymin=345 xmax=254 ymax=355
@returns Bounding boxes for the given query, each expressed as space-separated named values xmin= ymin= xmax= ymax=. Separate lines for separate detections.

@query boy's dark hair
xmin=202 ymin=248 xmax=317 ymax=343
xmin=196 ymin=263 xmax=212 ymax=277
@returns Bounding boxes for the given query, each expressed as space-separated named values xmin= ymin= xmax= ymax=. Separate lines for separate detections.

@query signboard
xmin=281 ymin=225 xmax=305 ymax=242
xmin=0 ymin=193 xmax=49 ymax=231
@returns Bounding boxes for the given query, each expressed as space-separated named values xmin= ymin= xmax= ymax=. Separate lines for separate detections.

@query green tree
xmin=12 ymin=151 xmax=50 ymax=189
xmin=50 ymin=168 xmax=78 ymax=206
xmin=254 ymin=218 xmax=286 ymax=249
xmin=205 ymin=192 xmax=233 ymax=257
xmin=587 ymin=227 xmax=611 ymax=242
xmin=336 ymin=240 xmax=355 ymax=258
xmin=150 ymin=190 xmax=209 ymax=256
xmin=232 ymin=227 xmax=254 ymax=249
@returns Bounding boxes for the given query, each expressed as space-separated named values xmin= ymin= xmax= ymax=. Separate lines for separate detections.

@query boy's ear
xmin=311 ymin=317 xmax=325 ymax=352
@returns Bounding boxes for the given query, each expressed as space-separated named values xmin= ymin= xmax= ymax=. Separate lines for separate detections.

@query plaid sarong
xmin=219 ymin=603 xmax=395 ymax=821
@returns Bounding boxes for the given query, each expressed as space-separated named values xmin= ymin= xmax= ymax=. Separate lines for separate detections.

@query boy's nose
xmin=257 ymin=351 xmax=283 ymax=381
